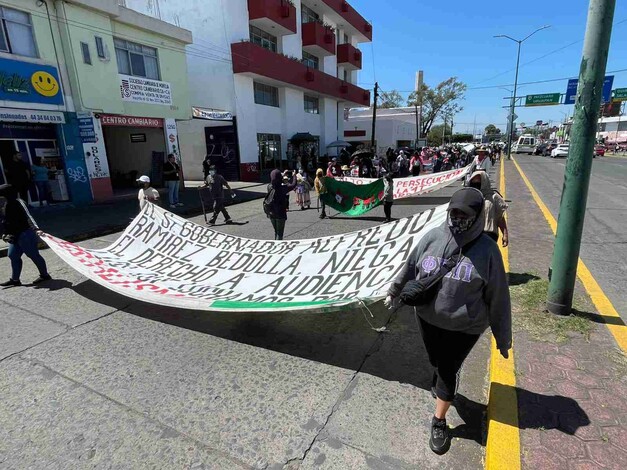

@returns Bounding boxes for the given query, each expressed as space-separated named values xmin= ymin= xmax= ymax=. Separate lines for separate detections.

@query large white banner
xmin=338 ymin=166 xmax=471 ymax=200
xmin=43 ymin=203 xmax=448 ymax=312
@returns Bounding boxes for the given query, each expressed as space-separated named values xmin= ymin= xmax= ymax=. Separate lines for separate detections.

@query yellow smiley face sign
xmin=31 ymin=71 xmax=59 ymax=97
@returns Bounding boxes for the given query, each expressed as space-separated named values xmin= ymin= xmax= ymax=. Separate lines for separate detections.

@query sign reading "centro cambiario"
xmin=99 ymin=114 xmax=164 ymax=127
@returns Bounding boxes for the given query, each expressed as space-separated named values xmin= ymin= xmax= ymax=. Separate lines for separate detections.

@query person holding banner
xmin=385 ymin=187 xmax=511 ymax=455
xmin=266 ymin=169 xmax=297 ymax=240
xmin=383 ymin=174 xmax=394 ymax=223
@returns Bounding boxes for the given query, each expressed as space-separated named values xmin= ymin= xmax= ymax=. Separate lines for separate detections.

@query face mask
xmin=209 ymin=171 xmax=216 ymax=176
xmin=469 ymin=181 xmax=481 ymax=190
xmin=448 ymin=214 xmax=476 ymax=234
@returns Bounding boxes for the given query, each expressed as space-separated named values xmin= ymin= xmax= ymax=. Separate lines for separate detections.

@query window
xmin=304 ymin=95 xmax=319 ymax=114
xmin=249 ymin=26 xmax=277 ymax=53
xmin=0 ymin=6 xmax=37 ymax=57
xmin=114 ymin=38 xmax=160 ymax=79
xmin=301 ymin=4 xmax=320 ymax=24
xmin=301 ymin=51 xmax=319 ymax=70
xmin=80 ymin=42 xmax=92 ymax=65
xmin=254 ymin=82 xmax=279 ymax=107
xmin=258 ymin=134 xmax=282 ymax=171
xmin=95 ymin=36 xmax=106 ymax=59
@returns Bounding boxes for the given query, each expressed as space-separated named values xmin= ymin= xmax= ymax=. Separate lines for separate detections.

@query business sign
xmin=78 ymin=115 xmax=97 ymax=143
xmin=0 ymin=109 xmax=65 ymax=124
xmin=78 ymin=112 xmax=110 ymax=180
xmin=119 ymin=74 xmax=172 ymax=106
xmin=525 ymin=93 xmax=561 ymax=107
xmin=165 ymin=118 xmax=179 ymax=158
xmin=192 ymin=106 xmax=233 ymax=121
xmin=565 ymin=76 xmax=614 ymax=105
xmin=0 ymin=57 xmax=64 ymax=106
xmin=100 ymin=114 xmax=164 ymax=128
xmin=42 ymin=203 xmax=448 ymax=312
xmin=613 ymin=88 xmax=627 ymax=102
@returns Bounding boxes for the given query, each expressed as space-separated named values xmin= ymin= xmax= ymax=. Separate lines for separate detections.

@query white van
xmin=512 ymin=135 xmax=536 ymax=154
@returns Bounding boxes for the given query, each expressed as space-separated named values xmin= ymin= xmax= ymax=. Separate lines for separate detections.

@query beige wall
xmin=103 ymin=126 xmax=166 ymax=178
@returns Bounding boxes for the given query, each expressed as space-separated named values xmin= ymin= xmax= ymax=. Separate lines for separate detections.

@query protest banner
xmin=43 ymin=203 xmax=449 ymax=313
xmin=320 ymin=178 xmax=385 ymax=216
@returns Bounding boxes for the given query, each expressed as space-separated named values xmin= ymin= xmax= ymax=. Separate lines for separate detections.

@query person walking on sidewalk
xmin=385 ymin=187 xmax=511 ymax=455
xmin=136 ymin=175 xmax=160 ymax=212
xmin=383 ymin=174 xmax=394 ymax=223
xmin=0 ymin=184 xmax=51 ymax=287
xmin=314 ymin=168 xmax=327 ymax=219
xmin=265 ymin=169 xmax=296 ymax=240
xmin=163 ymin=154 xmax=183 ymax=208
xmin=467 ymin=171 xmax=509 ymax=246
xmin=31 ymin=159 xmax=52 ymax=207
xmin=5 ymin=151 xmax=32 ymax=203
xmin=205 ymin=165 xmax=233 ymax=226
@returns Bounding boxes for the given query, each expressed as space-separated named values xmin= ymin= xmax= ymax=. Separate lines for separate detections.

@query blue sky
xmin=353 ymin=0 xmax=627 ymax=135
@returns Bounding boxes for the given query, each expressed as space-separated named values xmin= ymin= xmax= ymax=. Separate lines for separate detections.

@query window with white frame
xmin=0 ymin=6 xmax=37 ymax=57
xmin=254 ymin=82 xmax=280 ymax=107
xmin=114 ymin=38 xmax=160 ymax=80
xmin=301 ymin=4 xmax=320 ymax=24
xmin=302 ymin=51 xmax=319 ymax=70
xmin=249 ymin=26 xmax=277 ymax=53
xmin=304 ymin=95 xmax=319 ymax=114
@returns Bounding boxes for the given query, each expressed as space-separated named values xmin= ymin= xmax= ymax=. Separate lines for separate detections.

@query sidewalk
xmin=503 ymin=159 xmax=627 ymax=469
xmin=0 ymin=182 xmax=267 ymax=258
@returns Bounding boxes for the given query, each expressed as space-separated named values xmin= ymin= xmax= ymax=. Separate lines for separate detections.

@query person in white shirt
xmin=472 ymin=147 xmax=492 ymax=172
xmin=136 ymin=175 xmax=160 ymax=212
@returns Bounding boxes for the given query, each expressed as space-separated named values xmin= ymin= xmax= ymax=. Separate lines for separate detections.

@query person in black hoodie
xmin=266 ymin=169 xmax=297 ymax=240
xmin=0 ymin=184 xmax=51 ymax=287
xmin=385 ymin=187 xmax=511 ymax=455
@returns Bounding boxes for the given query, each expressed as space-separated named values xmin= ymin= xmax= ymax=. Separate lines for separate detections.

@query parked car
xmin=595 ymin=145 xmax=606 ymax=157
xmin=534 ymin=142 xmax=556 ymax=156
xmin=551 ymin=144 xmax=570 ymax=158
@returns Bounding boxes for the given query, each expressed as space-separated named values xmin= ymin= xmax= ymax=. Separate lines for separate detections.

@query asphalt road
xmin=0 ymin=179 xmax=489 ymax=469
xmin=512 ymin=154 xmax=627 ymax=321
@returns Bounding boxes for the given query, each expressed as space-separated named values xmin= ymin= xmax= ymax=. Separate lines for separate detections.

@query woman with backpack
xmin=264 ymin=169 xmax=297 ymax=240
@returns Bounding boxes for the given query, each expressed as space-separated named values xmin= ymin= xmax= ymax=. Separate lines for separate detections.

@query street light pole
xmin=495 ymin=25 xmax=551 ymax=160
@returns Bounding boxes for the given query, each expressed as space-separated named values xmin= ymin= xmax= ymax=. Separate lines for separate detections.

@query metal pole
xmin=507 ymin=41 xmax=522 ymax=160
xmin=371 ymin=82 xmax=379 ymax=151
xmin=547 ymin=0 xmax=616 ymax=315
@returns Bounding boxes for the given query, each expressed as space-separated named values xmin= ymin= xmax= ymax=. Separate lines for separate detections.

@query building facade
xmin=344 ymin=107 xmax=420 ymax=152
xmin=125 ymin=0 xmax=372 ymax=182
xmin=0 ymin=0 xmax=192 ymax=204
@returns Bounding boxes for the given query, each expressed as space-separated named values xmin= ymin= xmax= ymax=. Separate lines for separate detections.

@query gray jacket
xmin=388 ymin=202 xmax=512 ymax=350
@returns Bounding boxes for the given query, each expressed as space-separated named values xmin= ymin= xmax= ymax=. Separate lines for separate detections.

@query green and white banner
xmin=43 ymin=203 xmax=448 ymax=312
xmin=320 ymin=178 xmax=385 ymax=216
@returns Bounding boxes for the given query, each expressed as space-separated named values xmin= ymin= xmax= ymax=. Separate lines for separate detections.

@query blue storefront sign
xmin=565 ymin=76 xmax=614 ymax=105
xmin=0 ymin=57 xmax=64 ymax=106
xmin=78 ymin=116 xmax=96 ymax=143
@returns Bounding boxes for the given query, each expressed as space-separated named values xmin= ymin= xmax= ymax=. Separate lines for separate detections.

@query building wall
xmin=103 ymin=126 xmax=166 ymax=176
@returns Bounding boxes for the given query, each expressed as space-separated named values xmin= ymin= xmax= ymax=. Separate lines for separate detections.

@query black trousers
xmin=418 ymin=317 xmax=480 ymax=402
xmin=486 ymin=231 xmax=499 ymax=242
xmin=384 ymin=201 xmax=393 ymax=220
xmin=209 ymin=199 xmax=230 ymax=223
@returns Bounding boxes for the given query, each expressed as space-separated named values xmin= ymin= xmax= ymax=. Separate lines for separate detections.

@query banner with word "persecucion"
xmin=338 ymin=165 xmax=471 ymax=201
xmin=43 ymin=203 xmax=448 ymax=313
xmin=320 ymin=177 xmax=385 ymax=216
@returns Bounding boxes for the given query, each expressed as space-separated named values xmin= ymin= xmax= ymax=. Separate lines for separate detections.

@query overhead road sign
xmin=565 ymin=76 xmax=614 ymax=105
xmin=525 ymin=93 xmax=561 ymax=106
xmin=613 ymin=88 xmax=627 ymax=102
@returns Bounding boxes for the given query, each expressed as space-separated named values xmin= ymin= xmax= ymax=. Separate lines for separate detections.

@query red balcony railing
xmin=302 ymin=22 xmax=336 ymax=57
xmin=231 ymin=41 xmax=370 ymax=106
xmin=337 ymin=43 xmax=362 ymax=70
xmin=247 ymin=0 xmax=297 ymax=35
xmin=320 ymin=0 xmax=372 ymax=41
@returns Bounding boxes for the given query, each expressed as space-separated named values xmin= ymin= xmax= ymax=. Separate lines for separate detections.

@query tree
xmin=427 ymin=123 xmax=452 ymax=147
xmin=377 ymin=90 xmax=404 ymax=109
xmin=407 ymin=77 xmax=467 ymax=136
xmin=484 ymin=124 xmax=502 ymax=135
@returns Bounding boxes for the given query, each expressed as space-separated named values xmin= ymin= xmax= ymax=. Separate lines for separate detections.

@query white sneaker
xmin=176 ymin=202 xmax=184 ymax=206
xmin=170 ymin=204 xmax=177 ymax=209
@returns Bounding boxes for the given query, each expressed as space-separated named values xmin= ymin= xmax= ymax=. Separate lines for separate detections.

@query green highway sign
xmin=613 ymin=88 xmax=627 ymax=101
xmin=525 ymin=93 xmax=562 ymax=106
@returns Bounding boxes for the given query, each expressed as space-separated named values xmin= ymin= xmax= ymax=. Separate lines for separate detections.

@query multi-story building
xmin=0 ymin=0 xmax=192 ymax=203
xmin=125 ymin=0 xmax=372 ymax=182
xmin=345 ymin=107 xmax=420 ymax=152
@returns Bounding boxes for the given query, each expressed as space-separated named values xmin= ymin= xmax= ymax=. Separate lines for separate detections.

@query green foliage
xmin=427 ymin=123 xmax=452 ymax=146
xmin=377 ymin=90 xmax=404 ymax=109
xmin=407 ymin=77 xmax=467 ymax=136
xmin=484 ymin=124 xmax=502 ymax=135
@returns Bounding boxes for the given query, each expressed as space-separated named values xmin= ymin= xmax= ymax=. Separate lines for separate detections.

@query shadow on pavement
xmin=571 ymin=308 xmax=626 ymax=327
xmin=507 ymin=273 xmax=541 ymax=286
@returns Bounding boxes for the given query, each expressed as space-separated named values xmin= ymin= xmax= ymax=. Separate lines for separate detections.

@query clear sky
xmin=353 ymin=0 xmax=627 ymax=135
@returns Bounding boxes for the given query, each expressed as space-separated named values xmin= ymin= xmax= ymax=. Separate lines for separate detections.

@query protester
xmin=341 ymin=165 xmax=351 ymax=177
xmin=470 ymin=147 xmax=491 ymax=173
xmin=385 ymin=187 xmax=511 ymax=455
xmin=326 ymin=158 xmax=341 ymax=178
xmin=0 ymin=184 xmax=51 ymax=287
xmin=295 ymin=172 xmax=311 ymax=210
xmin=5 ymin=151 xmax=31 ymax=203
xmin=468 ymin=171 xmax=509 ymax=246
xmin=202 ymin=155 xmax=211 ymax=180
xmin=136 ymin=175 xmax=160 ymax=212
xmin=314 ymin=168 xmax=327 ymax=219
xmin=163 ymin=154 xmax=182 ymax=208
xmin=410 ymin=152 xmax=421 ymax=176
xmin=31 ymin=158 xmax=51 ymax=207
xmin=205 ymin=165 xmax=233 ymax=225
xmin=383 ymin=174 xmax=394 ymax=223
xmin=265 ymin=169 xmax=297 ymax=240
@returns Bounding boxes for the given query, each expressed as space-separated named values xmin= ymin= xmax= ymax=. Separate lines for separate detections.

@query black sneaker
xmin=0 ymin=279 xmax=21 ymax=287
xmin=32 ymin=274 xmax=52 ymax=284
xmin=225 ymin=219 xmax=234 ymax=225
xmin=208 ymin=220 xmax=216 ymax=226
xmin=429 ymin=417 xmax=451 ymax=455
xmin=319 ymin=213 xmax=326 ymax=219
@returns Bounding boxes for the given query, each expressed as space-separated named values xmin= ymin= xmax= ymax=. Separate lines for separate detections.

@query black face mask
xmin=469 ymin=182 xmax=481 ymax=190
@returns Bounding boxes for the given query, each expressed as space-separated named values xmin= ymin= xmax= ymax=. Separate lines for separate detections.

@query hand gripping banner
xmin=43 ymin=203 xmax=448 ymax=312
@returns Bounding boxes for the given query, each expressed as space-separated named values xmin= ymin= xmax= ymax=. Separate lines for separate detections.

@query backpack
xmin=263 ymin=184 xmax=277 ymax=218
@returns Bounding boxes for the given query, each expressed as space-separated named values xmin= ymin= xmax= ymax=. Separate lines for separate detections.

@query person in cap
xmin=467 ymin=171 xmax=509 ymax=246
xmin=385 ymin=187 xmax=511 ymax=455
xmin=204 ymin=165 xmax=233 ymax=226
xmin=341 ymin=165 xmax=350 ymax=177
xmin=0 ymin=184 xmax=51 ymax=287
xmin=136 ymin=175 xmax=160 ymax=212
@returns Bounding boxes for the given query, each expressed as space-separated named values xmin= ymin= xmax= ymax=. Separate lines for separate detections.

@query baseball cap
xmin=447 ymin=188 xmax=484 ymax=217
xmin=136 ymin=175 xmax=150 ymax=183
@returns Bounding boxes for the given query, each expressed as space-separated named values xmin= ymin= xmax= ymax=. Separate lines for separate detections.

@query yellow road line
xmin=485 ymin=160 xmax=521 ymax=470
xmin=511 ymin=157 xmax=627 ymax=353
